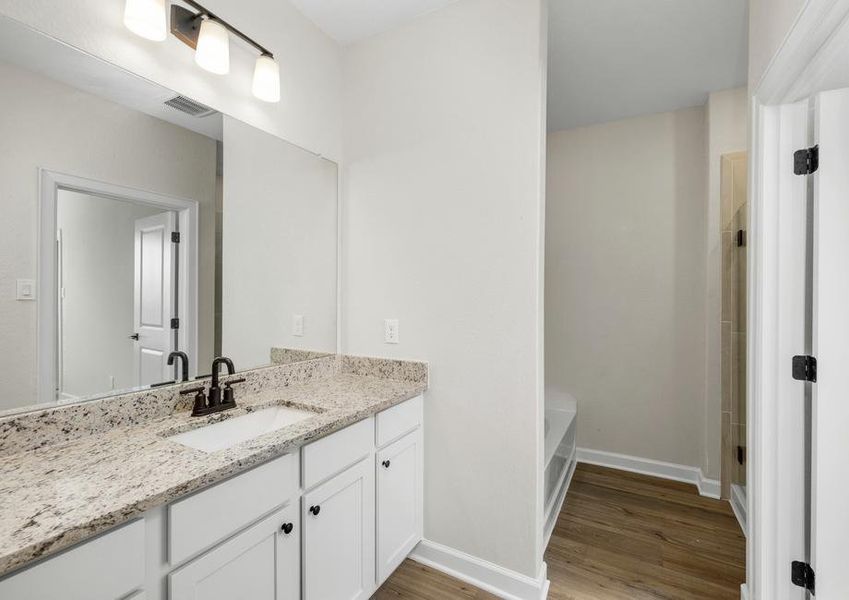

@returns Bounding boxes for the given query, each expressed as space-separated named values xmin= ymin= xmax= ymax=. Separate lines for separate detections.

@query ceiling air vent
xmin=164 ymin=95 xmax=216 ymax=118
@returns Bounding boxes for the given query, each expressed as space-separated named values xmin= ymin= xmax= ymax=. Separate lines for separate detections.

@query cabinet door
xmin=169 ymin=503 xmax=300 ymax=600
xmin=376 ymin=429 xmax=423 ymax=585
xmin=302 ymin=458 xmax=375 ymax=600
xmin=0 ymin=520 xmax=145 ymax=600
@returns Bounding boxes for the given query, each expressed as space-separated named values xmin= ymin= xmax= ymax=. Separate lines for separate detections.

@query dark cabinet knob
xmin=281 ymin=522 xmax=294 ymax=534
xmin=382 ymin=460 xmax=391 ymax=469
xmin=309 ymin=505 xmax=321 ymax=516
xmin=128 ymin=333 xmax=139 ymax=340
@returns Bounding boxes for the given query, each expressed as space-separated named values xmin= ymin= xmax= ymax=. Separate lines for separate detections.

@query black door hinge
xmin=737 ymin=229 xmax=746 ymax=247
xmin=170 ymin=318 xmax=180 ymax=330
xmin=792 ymin=355 xmax=817 ymax=382
xmin=794 ymin=145 xmax=819 ymax=175
xmin=791 ymin=561 xmax=815 ymax=593
xmin=171 ymin=231 xmax=181 ymax=243
xmin=736 ymin=445 xmax=745 ymax=465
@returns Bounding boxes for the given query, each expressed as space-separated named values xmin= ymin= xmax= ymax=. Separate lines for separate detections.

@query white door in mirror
xmin=133 ymin=211 xmax=176 ymax=387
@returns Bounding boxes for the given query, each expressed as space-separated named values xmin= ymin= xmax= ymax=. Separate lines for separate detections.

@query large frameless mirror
xmin=0 ymin=16 xmax=338 ymax=415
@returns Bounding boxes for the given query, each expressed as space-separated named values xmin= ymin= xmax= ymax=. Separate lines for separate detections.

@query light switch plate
xmin=292 ymin=314 xmax=304 ymax=337
xmin=384 ymin=319 xmax=399 ymax=344
xmin=16 ymin=279 xmax=35 ymax=301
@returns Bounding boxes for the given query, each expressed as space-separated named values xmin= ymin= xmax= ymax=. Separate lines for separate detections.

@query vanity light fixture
xmin=194 ymin=16 xmax=229 ymax=74
xmin=124 ymin=0 xmax=281 ymax=103
xmin=252 ymin=54 xmax=281 ymax=103
xmin=123 ymin=0 xmax=167 ymax=41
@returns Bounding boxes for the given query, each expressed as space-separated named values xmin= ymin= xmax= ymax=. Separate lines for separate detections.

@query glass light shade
xmin=123 ymin=0 xmax=166 ymax=41
xmin=252 ymin=55 xmax=281 ymax=103
xmin=195 ymin=18 xmax=230 ymax=75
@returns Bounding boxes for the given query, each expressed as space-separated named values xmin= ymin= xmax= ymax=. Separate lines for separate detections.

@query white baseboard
xmin=409 ymin=539 xmax=549 ymax=600
xmin=576 ymin=447 xmax=722 ymax=499
xmin=740 ymin=582 xmax=749 ymax=600
xmin=730 ymin=483 xmax=747 ymax=536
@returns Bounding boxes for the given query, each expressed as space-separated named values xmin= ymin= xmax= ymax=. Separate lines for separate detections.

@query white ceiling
xmin=289 ymin=0 xmax=458 ymax=45
xmin=547 ymin=0 xmax=749 ymax=132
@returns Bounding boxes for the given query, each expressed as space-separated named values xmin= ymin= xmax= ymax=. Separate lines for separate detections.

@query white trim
xmin=756 ymin=0 xmax=849 ymax=105
xmin=746 ymin=2 xmax=849 ymax=597
xmin=38 ymin=170 xmax=200 ymax=404
xmin=409 ymin=540 xmax=549 ymax=600
xmin=741 ymin=582 xmax=750 ymax=600
xmin=576 ymin=447 xmax=722 ymax=499
xmin=731 ymin=483 xmax=747 ymax=537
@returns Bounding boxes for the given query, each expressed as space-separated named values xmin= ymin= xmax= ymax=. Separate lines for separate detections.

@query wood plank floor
xmin=374 ymin=464 xmax=746 ymax=600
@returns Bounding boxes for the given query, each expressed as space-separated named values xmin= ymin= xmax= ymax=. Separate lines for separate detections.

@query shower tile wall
xmin=720 ymin=151 xmax=748 ymax=499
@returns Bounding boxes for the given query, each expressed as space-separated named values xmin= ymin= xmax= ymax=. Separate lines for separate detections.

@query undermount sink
xmin=167 ymin=406 xmax=317 ymax=453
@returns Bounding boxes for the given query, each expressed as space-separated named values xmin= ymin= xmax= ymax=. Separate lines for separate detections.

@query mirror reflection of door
xmin=134 ymin=211 xmax=177 ymax=388
xmin=56 ymin=190 xmax=178 ymax=400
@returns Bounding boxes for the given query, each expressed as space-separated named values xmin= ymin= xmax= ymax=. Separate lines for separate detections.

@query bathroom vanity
xmin=0 ymin=356 xmax=425 ymax=600
xmin=0 ymin=13 xmax=425 ymax=600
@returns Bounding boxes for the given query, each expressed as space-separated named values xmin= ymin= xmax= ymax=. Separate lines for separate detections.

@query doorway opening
xmin=39 ymin=171 xmax=199 ymax=405
xmin=720 ymin=151 xmax=748 ymax=521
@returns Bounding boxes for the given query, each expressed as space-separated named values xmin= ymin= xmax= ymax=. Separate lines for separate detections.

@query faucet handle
xmin=223 ymin=378 xmax=246 ymax=406
xmin=181 ymin=386 xmax=208 ymax=416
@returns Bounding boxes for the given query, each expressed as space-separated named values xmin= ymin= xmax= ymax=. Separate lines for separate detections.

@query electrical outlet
xmin=16 ymin=279 xmax=35 ymax=301
xmin=292 ymin=314 xmax=304 ymax=337
xmin=384 ymin=319 xmax=399 ymax=344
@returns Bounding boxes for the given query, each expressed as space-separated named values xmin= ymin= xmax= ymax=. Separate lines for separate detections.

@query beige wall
xmin=0 ymin=60 xmax=217 ymax=410
xmin=341 ymin=0 xmax=548 ymax=578
xmin=705 ymin=88 xmax=748 ymax=481
xmin=546 ymin=107 xmax=708 ymax=470
xmin=748 ymin=0 xmax=807 ymax=88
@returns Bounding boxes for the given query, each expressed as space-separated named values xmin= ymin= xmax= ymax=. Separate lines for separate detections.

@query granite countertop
xmin=0 ymin=372 xmax=425 ymax=578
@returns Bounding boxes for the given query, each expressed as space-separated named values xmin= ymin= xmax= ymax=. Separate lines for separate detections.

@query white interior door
xmin=133 ymin=211 xmax=176 ymax=386
xmin=810 ymin=87 xmax=849 ymax=598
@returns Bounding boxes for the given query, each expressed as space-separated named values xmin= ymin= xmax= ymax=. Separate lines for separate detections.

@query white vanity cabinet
xmin=374 ymin=395 xmax=424 ymax=586
xmin=0 ymin=519 xmax=145 ymax=600
xmin=376 ymin=429 xmax=423 ymax=584
xmin=302 ymin=459 xmax=375 ymax=600
xmin=300 ymin=416 xmax=376 ymax=599
xmin=1 ymin=395 xmax=424 ymax=600
xmin=169 ymin=503 xmax=300 ymax=600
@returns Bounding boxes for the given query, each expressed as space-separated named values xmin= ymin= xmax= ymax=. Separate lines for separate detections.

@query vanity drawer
xmin=302 ymin=417 xmax=374 ymax=490
xmin=0 ymin=519 xmax=145 ymax=600
xmin=376 ymin=395 xmax=423 ymax=448
xmin=168 ymin=453 xmax=298 ymax=566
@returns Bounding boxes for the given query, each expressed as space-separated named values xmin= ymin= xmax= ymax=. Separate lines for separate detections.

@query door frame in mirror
xmin=37 ymin=170 xmax=200 ymax=406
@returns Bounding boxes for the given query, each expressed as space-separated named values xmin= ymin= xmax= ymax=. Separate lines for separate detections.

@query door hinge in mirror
xmin=171 ymin=231 xmax=181 ymax=243
xmin=171 ymin=318 xmax=180 ymax=330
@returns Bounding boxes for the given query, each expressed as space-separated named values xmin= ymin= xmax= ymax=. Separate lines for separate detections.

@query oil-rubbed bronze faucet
xmin=180 ymin=357 xmax=245 ymax=417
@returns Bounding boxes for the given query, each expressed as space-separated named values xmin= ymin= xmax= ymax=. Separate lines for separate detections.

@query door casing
xmin=38 ymin=170 xmax=199 ymax=405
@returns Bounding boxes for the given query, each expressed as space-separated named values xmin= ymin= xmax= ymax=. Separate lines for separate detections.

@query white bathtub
xmin=543 ymin=388 xmax=577 ymax=550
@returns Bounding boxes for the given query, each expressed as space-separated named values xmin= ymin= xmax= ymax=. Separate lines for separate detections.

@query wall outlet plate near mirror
xmin=0 ymin=15 xmax=338 ymax=416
